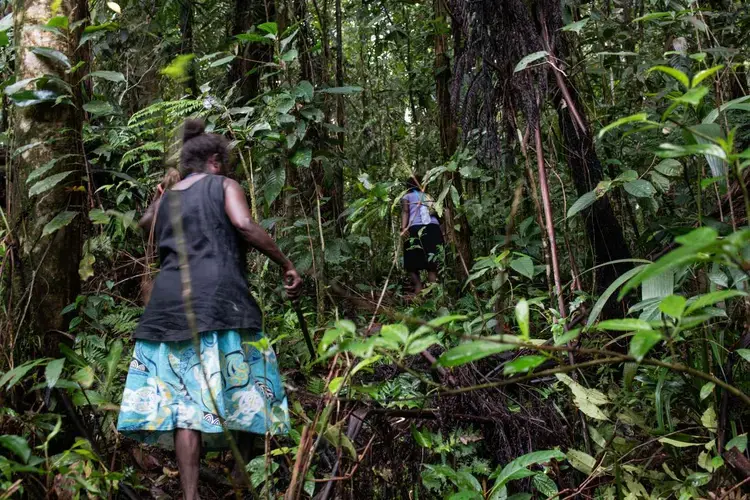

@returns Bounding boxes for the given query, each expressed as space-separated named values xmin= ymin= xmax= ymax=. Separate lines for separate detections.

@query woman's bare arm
xmin=223 ymin=178 xmax=302 ymax=298
xmin=401 ymin=197 xmax=410 ymax=235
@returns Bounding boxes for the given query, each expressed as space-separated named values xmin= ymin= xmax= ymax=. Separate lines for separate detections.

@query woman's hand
xmin=400 ymin=227 xmax=409 ymax=238
xmin=284 ymin=265 xmax=303 ymax=301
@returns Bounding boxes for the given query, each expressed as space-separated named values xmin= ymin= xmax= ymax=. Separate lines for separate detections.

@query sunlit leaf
xmin=30 ymin=47 xmax=71 ymax=68
xmin=726 ymin=434 xmax=747 ymax=452
xmin=42 ymin=211 xmax=78 ymax=237
xmin=503 ymin=355 xmax=546 ymax=375
xmin=319 ymin=86 xmax=364 ymax=94
xmin=510 ymin=255 xmax=534 ymax=279
xmin=629 ymin=330 xmax=661 ymax=362
xmin=514 ymin=51 xmax=548 ymax=72
xmin=438 ymin=341 xmax=515 ymax=367
xmin=623 ymin=179 xmax=655 ymax=198
xmin=692 ymin=65 xmax=724 ymax=87
xmin=86 ymin=70 xmax=126 ymax=82
xmin=699 ymin=382 xmax=714 ymax=400
xmin=648 ymin=65 xmax=690 ymax=89
xmin=515 ymin=299 xmax=530 ymax=339
xmin=598 ymin=113 xmax=652 ymax=138
xmin=675 ymin=86 xmax=709 ymax=107
xmin=29 ymin=170 xmax=75 ymax=196
xmin=291 ymin=148 xmax=312 ymax=167
xmin=561 ymin=17 xmax=589 ymax=33
xmin=597 ymin=318 xmax=653 ymax=331
xmin=45 ymin=358 xmax=65 ymax=389
xmin=107 ymin=1 xmax=121 ymax=14
xmin=567 ymin=191 xmax=597 ymax=218
xmin=659 ymin=437 xmax=702 ymax=447
xmin=659 ymin=295 xmax=686 ymax=318
xmin=0 ymin=435 xmax=32 ymax=464
xmin=685 ymin=290 xmax=747 ymax=315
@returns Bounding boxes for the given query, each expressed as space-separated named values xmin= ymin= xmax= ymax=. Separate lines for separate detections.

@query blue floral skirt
xmin=117 ymin=330 xmax=290 ymax=450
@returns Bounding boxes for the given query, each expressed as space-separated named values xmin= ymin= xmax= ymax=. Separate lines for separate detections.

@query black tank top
xmin=134 ymin=174 xmax=263 ymax=342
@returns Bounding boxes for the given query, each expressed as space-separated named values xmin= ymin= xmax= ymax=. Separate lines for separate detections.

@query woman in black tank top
xmin=116 ymin=120 xmax=302 ymax=499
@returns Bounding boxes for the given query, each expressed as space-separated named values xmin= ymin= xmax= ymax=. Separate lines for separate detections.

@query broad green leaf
xmin=281 ymin=49 xmax=298 ymax=62
xmin=620 ymin=227 xmax=719 ymax=297
xmin=103 ymin=340 xmax=123 ymax=392
xmin=263 ymin=167 xmax=286 ymax=205
xmin=258 ymin=22 xmax=278 ymax=35
xmin=319 ymin=86 xmax=364 ymax=94
xmin=692 ymin=65 xmax=724 ymax=87
xmin=616 ymin=170 xmax=638 ymax=182
xmin=532 ymin=473 xmax=558 ymax=497
xmin=514 ymin=51 xmax=548 ymax=72
xmin=736 ymin=349 xmax=750 ymax=363
xmin=510 ymin=255 xmax=534 ymax=279
xmin=556 ymin=374 xmax=609 ymax=420
xmin=380 ymin=324 xmax=409 ymax=345
xmin=648 ymin=65 xmax=690 ymax=89
xmin=503 ymin=355 xmax=546 ymax=375
xmin=291 ymin=148 xmax=312 ymax=167
xmin=598 ymin=113 xmax=651 ymax=138
xmin=438 ymin=341 xmax=515 ymax=367
xmin=654 ymin=159 xmax=683 ymax=177
xmin=490 ymin=449 xmax=565 ymax=485
xmin=629 ymin=330 xmax=661 ymax=362
xmin=79 ymin=250 xmax=95 ymax=281
xmin=405 ymin=334 xmax=440 ymax=355
xmin=587 ymin=265 xmax=647 ymax=326
xmin=703 ymin=95 xmax=750 ymax=124
xmin=685 ymin=290 xmax=747 ymax=315
xmin=427 ymin=315 xmax=467 ymax=327
xmin=659 ymin=295 xmax=686 ymax=318
xmin=701 ymin=406 xmax=717 ymax=431
xmin=623 ymin=179 xmax=655 ymax=198
xmin=567 ymin=191 xmax=597 ymax=218
xmin=699 ymin=382 xmax=715 ymax=400
xmin=597 ymin=318 xmax=652 ymax=331
xmin=300 ymin=106 xmax=324 ymax=122
xmin=657 ymin=142 xmax=726 ymax=161
xmin=650 ymin=172 xmax=670 ymax=192
xmin=676 ymin=86 xmax=709 ymax=107
xmin=659 ymin=437 xmax=702 ymax=448
xmin=321 ymin=423 xmax=356 ymax=459
xmin=0 ymin=359 xmax=48 ymax=390
xmin=295 ymin=80 xmax=314 ymax=102
xmin=209 ymin=55 xmax=235 ymax=67
xmin=107 ymin=1 xmax=121 ymax=14
xmin=0 ymin=435 xmax=32 ymax=464
xmin=30 ymin=47 xmax=71 ymax=68
xmin=42 ymin=211 xmax=78 ymax=237
xmin=554 ymin=327 xmax=581 ymax=346
xmin=411 ymin=425 xmax=432 ymax=448
xmin=249 ymin=121 xmax=271 ymax=136
xmin=86 ymin=71 xmax=126 ymax=82
xmin=561 ymin=17 xmax=589 ymax=33
xmin=83 ymin=100 xmax=115 ymax=116
xmin=566 ymin=449 xmax=596 ymax=474
xmin=726 ymin=434 xmax=747 ymax=452
xmin=72 ymin=365 xmax=95 ymax=388
xmin=4 ymin=78 xmax=39 ymax=95
xmin=161 ymin=54 xmax=195 ymax=82
xmin=515 ymin=299 xmax=530 ymax=339
xmin=45 ymin=358 xmax=65 ymax=389
xmin=46 ymin=15 xmax=69 ymax=29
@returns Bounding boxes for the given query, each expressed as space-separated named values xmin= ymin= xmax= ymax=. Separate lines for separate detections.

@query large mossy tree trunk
xmin=9 ymin=0 xmax=83 ymax=344
xmin=556 ymin=86 xmax=632 ymax=293
xmin=434 ymin=0 xmax=472 ymax=278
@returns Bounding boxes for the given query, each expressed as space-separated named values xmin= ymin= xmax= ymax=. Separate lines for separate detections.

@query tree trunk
xmin=9 ymin=0 xmax=84 ymax=341
xmin=180 ymin=0 xmax=198 ymax=96
xmin=556 ymin=86 xmax=632 ymax=293
xmin=229 ymin=0 xmax=273 ymax=102
xmin=434 ymin=0 xmax=472 ymax=277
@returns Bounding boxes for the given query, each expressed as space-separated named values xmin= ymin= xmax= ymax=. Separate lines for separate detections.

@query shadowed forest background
xmin=0 ymin=0 xmax=749 ymax=497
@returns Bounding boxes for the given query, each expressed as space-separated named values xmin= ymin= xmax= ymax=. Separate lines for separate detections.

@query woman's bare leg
xmin=175 ymin=429 xmax=201 ymax=500
xmin=409 ymin=272 xmax=423 ymax=294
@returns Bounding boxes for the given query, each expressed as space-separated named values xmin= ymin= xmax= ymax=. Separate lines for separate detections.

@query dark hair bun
xmin=182 ymin=119 xmax=206 ymax=143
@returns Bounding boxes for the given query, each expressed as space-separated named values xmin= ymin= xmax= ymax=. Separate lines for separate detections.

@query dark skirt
xmin=404 ymin=224 xmax=444 ymax=272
